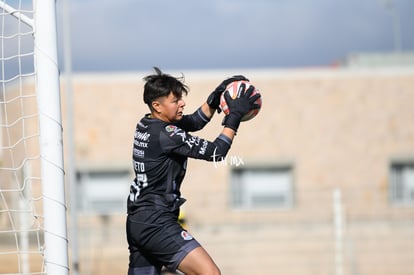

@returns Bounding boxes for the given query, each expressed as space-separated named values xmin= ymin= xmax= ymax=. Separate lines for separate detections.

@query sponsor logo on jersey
xmin=185 ymin=135 xmax=200 ymax=148
xmin=181 ymin=230 xmax=193 ymax=241
xmin=176 ymin=131 xmax=187 ymax=141
xmin=165 ymin=125 xmax=177 ymax=133
xmin=134 ymin=140 xmax=148 ymax=148
xmin=135 ymin=131 xmax=150 ymax=142
xmin=198 ymin=139 xmax=208 ymax=155
xmin=133 ymin=148 xmax=145 ymax=158
xmin=166 ymin=125 xmax=188 ymax=141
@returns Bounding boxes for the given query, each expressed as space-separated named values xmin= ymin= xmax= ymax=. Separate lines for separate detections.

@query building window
xmin=230 ymin=165 xmax=293 ymax=210
xmin=390 ymin=161 xmax=414 ymax=205
xmin=77 ymin=169 xmax=131 ymax=214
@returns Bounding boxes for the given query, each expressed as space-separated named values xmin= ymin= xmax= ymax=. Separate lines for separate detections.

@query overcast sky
xmin=56 ymin=0 xmax=414 ymax=73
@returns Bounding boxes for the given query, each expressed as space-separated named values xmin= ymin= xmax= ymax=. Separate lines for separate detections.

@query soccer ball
xmin=219 ymin=80 xmax=262 ymax=122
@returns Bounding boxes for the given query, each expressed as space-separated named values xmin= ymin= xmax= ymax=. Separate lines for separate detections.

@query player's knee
xmin=205 ymin=264 xmax=221 ymax=275
xmin=192 ymin=263 xmax=221 ymax=275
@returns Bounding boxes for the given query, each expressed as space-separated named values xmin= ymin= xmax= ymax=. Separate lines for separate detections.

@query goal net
xmin=0 ymin=1 xmax=68 ymax=275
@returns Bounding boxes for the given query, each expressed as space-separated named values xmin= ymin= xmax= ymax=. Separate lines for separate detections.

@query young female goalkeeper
xmin=126 ymin=67 xmax=260 ymax=275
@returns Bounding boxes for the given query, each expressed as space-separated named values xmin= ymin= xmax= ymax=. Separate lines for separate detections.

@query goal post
xmin=35 ymin=1 xmax=69 ymax=274
xmin=0 ymin=1 xmax=69 ymax=274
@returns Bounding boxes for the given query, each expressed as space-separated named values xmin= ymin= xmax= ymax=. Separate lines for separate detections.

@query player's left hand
xmin=207 ymin=75 xmax=249 ymax=113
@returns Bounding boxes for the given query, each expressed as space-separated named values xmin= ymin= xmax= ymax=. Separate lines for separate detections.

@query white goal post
xmin=0 ymin=1 xmax=69 ymax=275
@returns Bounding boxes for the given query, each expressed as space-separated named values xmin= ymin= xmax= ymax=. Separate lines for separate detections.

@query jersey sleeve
xmin=176 ymin=107 xmax=210 ymax=132
xmin=160 ymin=124 xmax=232 ymax=162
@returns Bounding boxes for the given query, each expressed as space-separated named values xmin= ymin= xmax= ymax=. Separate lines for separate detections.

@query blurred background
xmin=56 ymin=0 xmax=413 ymax=72
xmin=55 ymin=1 xmax=414 ymax=274
xmin=1 ymin=0 xmax=414 ymax=274
xmin=60 ymin=0 xmax=414 ymax=274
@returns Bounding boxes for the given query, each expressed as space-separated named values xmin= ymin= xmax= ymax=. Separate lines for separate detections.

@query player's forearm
xmin=199 ymin=102 xmax=237 ymax=141
xmin=220 ymin=127 xmax=236 ymax=141
xmin=200 ymin=102 xmax=215 ymax=120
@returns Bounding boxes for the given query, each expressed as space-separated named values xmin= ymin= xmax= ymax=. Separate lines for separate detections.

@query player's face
xmin=153 ymin=92 xmax=185 ymax=123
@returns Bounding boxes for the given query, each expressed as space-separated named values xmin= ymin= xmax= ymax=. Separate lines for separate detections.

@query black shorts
xmin=126 ymin=209 xmax=200 ymax=275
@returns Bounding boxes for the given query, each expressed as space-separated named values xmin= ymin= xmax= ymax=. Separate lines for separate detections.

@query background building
xmin=1 ymin=66 xmax=413 ymax=274
xmin=55 ymin=67 xmax=414 ymax=275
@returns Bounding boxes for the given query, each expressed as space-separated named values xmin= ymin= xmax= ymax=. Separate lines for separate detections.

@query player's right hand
xmin=222 ymin=83 xmax=261 ymax=132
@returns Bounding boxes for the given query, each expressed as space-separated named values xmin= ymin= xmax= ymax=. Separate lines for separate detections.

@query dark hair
xmin=143 ymin=67 xmax=188 ymax=110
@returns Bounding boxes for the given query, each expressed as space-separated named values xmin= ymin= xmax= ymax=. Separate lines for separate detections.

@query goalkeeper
xmin=126 ymin=67 xmax=260 ymax=275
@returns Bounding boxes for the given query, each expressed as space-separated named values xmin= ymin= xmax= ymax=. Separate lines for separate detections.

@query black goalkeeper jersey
xmin=127 ymin=108 xmax=232 ymax=214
